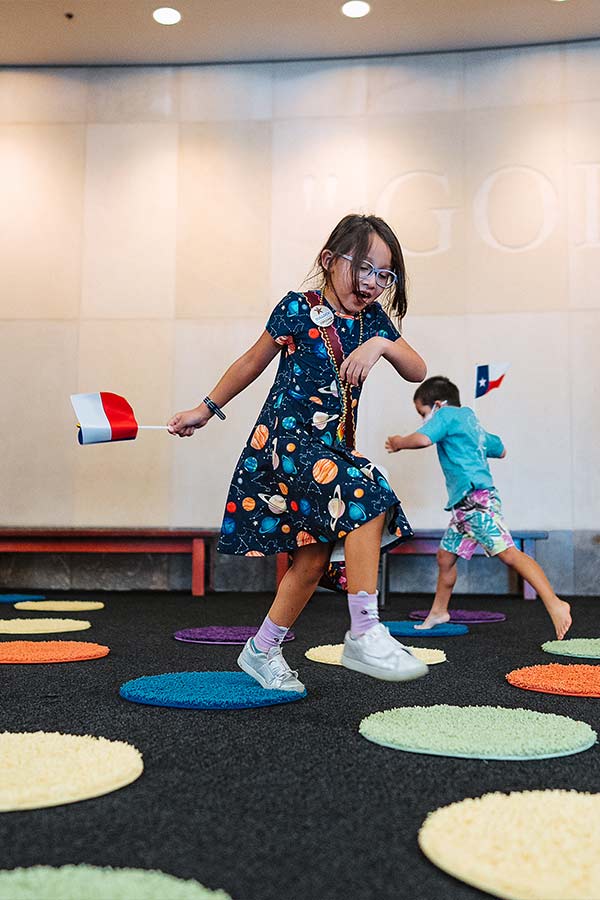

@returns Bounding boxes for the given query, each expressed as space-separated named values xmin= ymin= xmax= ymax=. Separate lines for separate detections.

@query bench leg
xmin=191 ymin=539 xmax=205 ymax=597
xmin=521 ymin=538 xmax=537 ymax=599
xmin=378 ymin=554 xmax=389 ymax=609
xmin=276 ymin=552 xmax=289 ymax=589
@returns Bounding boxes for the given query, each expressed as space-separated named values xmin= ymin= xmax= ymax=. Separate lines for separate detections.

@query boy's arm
xmin=385 ymin=432 xmax=432 ymax=453
xmin=485 ymin=431 xmax=506 ymax=459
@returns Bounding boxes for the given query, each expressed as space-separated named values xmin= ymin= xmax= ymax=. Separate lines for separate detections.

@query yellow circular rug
xmin=0 ymin=618 xmax=91 ymax=634
xmin=419 ymin=789 xmax=600 ymax=900
xmin=14 ymin=600 xmax=104 ymax=612
xmin=305 ymin=643 xmax=446 ymax=666
xmin=0 ymin=732 xmax=143 ymax=811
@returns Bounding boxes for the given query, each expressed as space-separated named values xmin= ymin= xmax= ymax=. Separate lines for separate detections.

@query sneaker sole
xmin=341 ymin=654 xmax=428 ymax=682
xmin=237 ymin=652 xmax=305 ymax=693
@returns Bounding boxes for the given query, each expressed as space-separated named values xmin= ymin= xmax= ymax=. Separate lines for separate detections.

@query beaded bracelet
xmin=203 ymin=396 xmax=226 ymax=420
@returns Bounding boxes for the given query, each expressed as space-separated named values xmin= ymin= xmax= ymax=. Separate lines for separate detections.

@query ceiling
xmin=1 ymin=0 xmax=599 ymax=67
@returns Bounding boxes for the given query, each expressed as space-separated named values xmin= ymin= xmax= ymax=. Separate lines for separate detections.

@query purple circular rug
xmin=409 ymin=609 xmax=506 ymax=624
xmin=173 ymin=626 xmax=296 ymax=645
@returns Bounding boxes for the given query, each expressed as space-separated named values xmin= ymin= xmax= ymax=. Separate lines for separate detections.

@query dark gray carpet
xmin=0 ymin=590 xmax=598 ymax=900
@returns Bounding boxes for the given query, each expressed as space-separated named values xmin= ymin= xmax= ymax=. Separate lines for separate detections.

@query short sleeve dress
xmin=217 ymin=290 xmax=413 ymax=560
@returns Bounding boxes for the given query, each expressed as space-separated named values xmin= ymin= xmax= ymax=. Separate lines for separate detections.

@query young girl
xmin=168 ymin=214 xmax=429 ymax=691
xmin=385 ymin=375 xmax=572 ymax=641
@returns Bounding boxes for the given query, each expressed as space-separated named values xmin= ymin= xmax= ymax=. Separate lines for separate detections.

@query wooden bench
xmin=0 ymin=528 xmax=221 ymax=597
xmin=276 ymin=530 xmax=549 ymax=607
xmin=379 ymin=529 xmax=549 ymax=607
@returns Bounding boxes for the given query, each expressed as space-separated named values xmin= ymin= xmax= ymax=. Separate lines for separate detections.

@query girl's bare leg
xmin=414 ymin=549 xmax=458 ymax=629
xmin=343 ymin=512 xmax=385 ymax=594
xmin=497 ymin=547 xmax=572 ymax=640
xmin=267 ymin=542 xmax=332 ymax=628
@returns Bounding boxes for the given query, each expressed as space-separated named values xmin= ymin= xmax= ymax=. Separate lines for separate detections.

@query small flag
xmin=475 ymin=363 xmax=510 ymax=399
xmin=70 ymin=392 xmax=139 ymax=445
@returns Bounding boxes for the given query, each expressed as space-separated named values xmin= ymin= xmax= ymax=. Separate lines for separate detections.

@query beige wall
xmin=1 ymin=44 xmax=599 ymax=531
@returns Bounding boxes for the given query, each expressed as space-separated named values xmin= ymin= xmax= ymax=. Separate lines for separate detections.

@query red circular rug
xmin=0 ymin=641 xmax=110 ymax=664
xmin=506 ymin=663 xmax=600 ymax=697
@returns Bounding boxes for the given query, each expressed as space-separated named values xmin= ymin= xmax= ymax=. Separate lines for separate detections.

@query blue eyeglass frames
xmin=339 ymin=254 xmax=398 ymax=289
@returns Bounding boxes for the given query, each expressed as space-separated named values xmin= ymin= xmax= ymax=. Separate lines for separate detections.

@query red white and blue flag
xmin=70 ymin=392 xmax=139 ymax=445
xmin=475 ymin=363 xmax=510 ymax=399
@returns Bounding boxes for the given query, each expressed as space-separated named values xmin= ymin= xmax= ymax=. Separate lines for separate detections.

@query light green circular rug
xmin=419 ymin=790 xmax=600 ymax=900
xmin=0 ymin=618 xmax=90 ymax=634
xmin=359 ymin=705 xmax=596 ymax=760
xmin=543 ymin=638 xmax=600 ymax=659
xmin=0 ymin=732 xmax=143 ymax=811
xmin=14 ymin=600 xmax=104 ymax=612
xmin=0 ymin=866 xmax=232 ymax=899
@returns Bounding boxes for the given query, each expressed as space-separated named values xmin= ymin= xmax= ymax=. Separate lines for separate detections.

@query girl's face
xmin=320 ymin=233 xmax=392 ymax=316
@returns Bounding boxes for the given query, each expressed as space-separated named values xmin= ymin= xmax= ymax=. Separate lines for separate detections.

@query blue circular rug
xmin=0 ymin=594 xmax=46 ymax=604
xmin=385 ymin=620 xmax=469 ymax=637
xmin=119 ymin=671 xmax=306 ymax=709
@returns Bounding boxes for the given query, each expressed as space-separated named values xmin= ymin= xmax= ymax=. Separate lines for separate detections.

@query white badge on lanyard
xmin=310 ymin=304 xmax=335 ymax=327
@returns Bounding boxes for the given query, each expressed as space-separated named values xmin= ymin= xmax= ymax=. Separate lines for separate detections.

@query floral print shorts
xmin=440 ymin=488 xmax=514 ymax=560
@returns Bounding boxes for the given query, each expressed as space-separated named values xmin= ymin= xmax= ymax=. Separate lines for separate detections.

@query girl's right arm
xmin=167 ymin=331 xmax=281 ymax=436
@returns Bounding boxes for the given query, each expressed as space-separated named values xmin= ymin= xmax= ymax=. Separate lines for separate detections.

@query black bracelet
xmin=203 ymin=396 xmax=226 ymax=420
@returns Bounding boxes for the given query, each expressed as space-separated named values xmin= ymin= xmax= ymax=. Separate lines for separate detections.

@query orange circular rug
xmin=507 ymin=663 xmax=600 ymax=697
xmin=0 ymin=641 xmax=109 ymax=664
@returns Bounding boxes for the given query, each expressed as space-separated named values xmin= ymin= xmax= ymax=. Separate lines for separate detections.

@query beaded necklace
xmin=319 ymin=295 xmax=364 ymax=447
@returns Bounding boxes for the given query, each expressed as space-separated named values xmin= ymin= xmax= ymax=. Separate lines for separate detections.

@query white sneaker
xmin=237 ymin=639 xmax=305 ymax=692
xmin=341 ymin=623 xmax=429 ymax=682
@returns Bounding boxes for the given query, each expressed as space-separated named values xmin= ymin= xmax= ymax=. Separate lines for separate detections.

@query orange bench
xmin=0 ymin=528 xmax=221 ymax=597
xmin=276 ymin=529 xmax=549 ymax=606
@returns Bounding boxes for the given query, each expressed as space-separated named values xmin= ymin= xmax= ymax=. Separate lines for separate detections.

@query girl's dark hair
xmin=414 ymin=376 xmax=461 ymax=408
xmin=312 ymin=214 xmax=408 ymax=322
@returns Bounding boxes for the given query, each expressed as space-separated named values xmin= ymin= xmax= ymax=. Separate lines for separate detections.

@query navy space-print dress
xmin=217 ymin=291 xmax=413 ymax=567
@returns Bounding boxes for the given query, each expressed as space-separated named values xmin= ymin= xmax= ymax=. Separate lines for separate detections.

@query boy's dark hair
xmin=313 ymin=214 xmax=408 ymax=322
xmin=414 ymin=376 xmax=461 ymax=408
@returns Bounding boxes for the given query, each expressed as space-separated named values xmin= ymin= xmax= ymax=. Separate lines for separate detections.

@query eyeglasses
xmin=339 ymin=254 xmax=398 ymax=289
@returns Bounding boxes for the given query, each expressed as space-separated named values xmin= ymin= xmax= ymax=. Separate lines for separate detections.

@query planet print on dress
xmin=313 ymin=459 xmax=338 ymax=484
xmin=258 ymin=493 xmax=287 ymax=514
xmin=282 ymin=455 xmax=297 ymax=475
xmin=259 ymin=517 xmax=279 ymax=535
xmin=348 ymin=501 xmax=367 ymax=522
xmin=328 ymin=485 xmax=346 ymax=530
xmin=218 ymin=290 xmax=413 ymax=558
xmin=312 ymin=411 xmax=338 ymax=430
xmin=250 ymin=424 xmax=269 ymax=450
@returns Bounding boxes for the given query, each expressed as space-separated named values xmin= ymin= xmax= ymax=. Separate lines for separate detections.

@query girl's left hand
xmin=339 ymin=337 xmax=386 ymax=386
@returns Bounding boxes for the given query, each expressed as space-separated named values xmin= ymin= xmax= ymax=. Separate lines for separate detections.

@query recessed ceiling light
xmin=341 ymin=1 xmax=371 ymax=18
xmin=152 ymin=7 xmax=182 ymax=25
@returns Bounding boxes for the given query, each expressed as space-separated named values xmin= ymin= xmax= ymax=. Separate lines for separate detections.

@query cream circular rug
xmin=14 ymin=600 xmax=104 ymax=612
xmin=0 ymin=732 xmax=143 ymax=811
xmin=305 ymin=643 xmax=446 ymax=666
xmin=0 ymin=865 xmax=232 ymax=899
xmin=419 ymin=789 xmax=600 ymax=900
xmin=0 ymin=618 xmax=90 ymax=634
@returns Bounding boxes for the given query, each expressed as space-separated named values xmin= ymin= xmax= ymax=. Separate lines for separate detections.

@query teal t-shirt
xmin=417 ymin=406 xmax=505 ymax=509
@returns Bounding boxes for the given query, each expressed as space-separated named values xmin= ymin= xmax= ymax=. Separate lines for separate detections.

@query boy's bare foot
xmin=548 ymin=598 xmax=572 ymax=641
xmin=414 ymin=611 xmax=451 ymax=630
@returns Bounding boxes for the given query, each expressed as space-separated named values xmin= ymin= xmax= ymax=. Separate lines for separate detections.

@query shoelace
xmin=266 ymin=651 xmax=299 ymax=682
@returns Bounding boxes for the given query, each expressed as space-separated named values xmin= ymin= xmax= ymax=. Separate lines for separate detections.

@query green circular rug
xmin=359 ymin=705 xmax=596 ymax=760
xmin=543 ymin=638 xmax=600 ymax=659
xmin=0 ymin=866 xmax=232 ymax=900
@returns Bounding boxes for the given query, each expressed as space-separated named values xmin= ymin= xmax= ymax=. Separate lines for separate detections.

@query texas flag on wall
xmin=70 ymin=392 xmax=139 ymax=444
xmin=475 ymin=363 xmax=510 ymax=399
